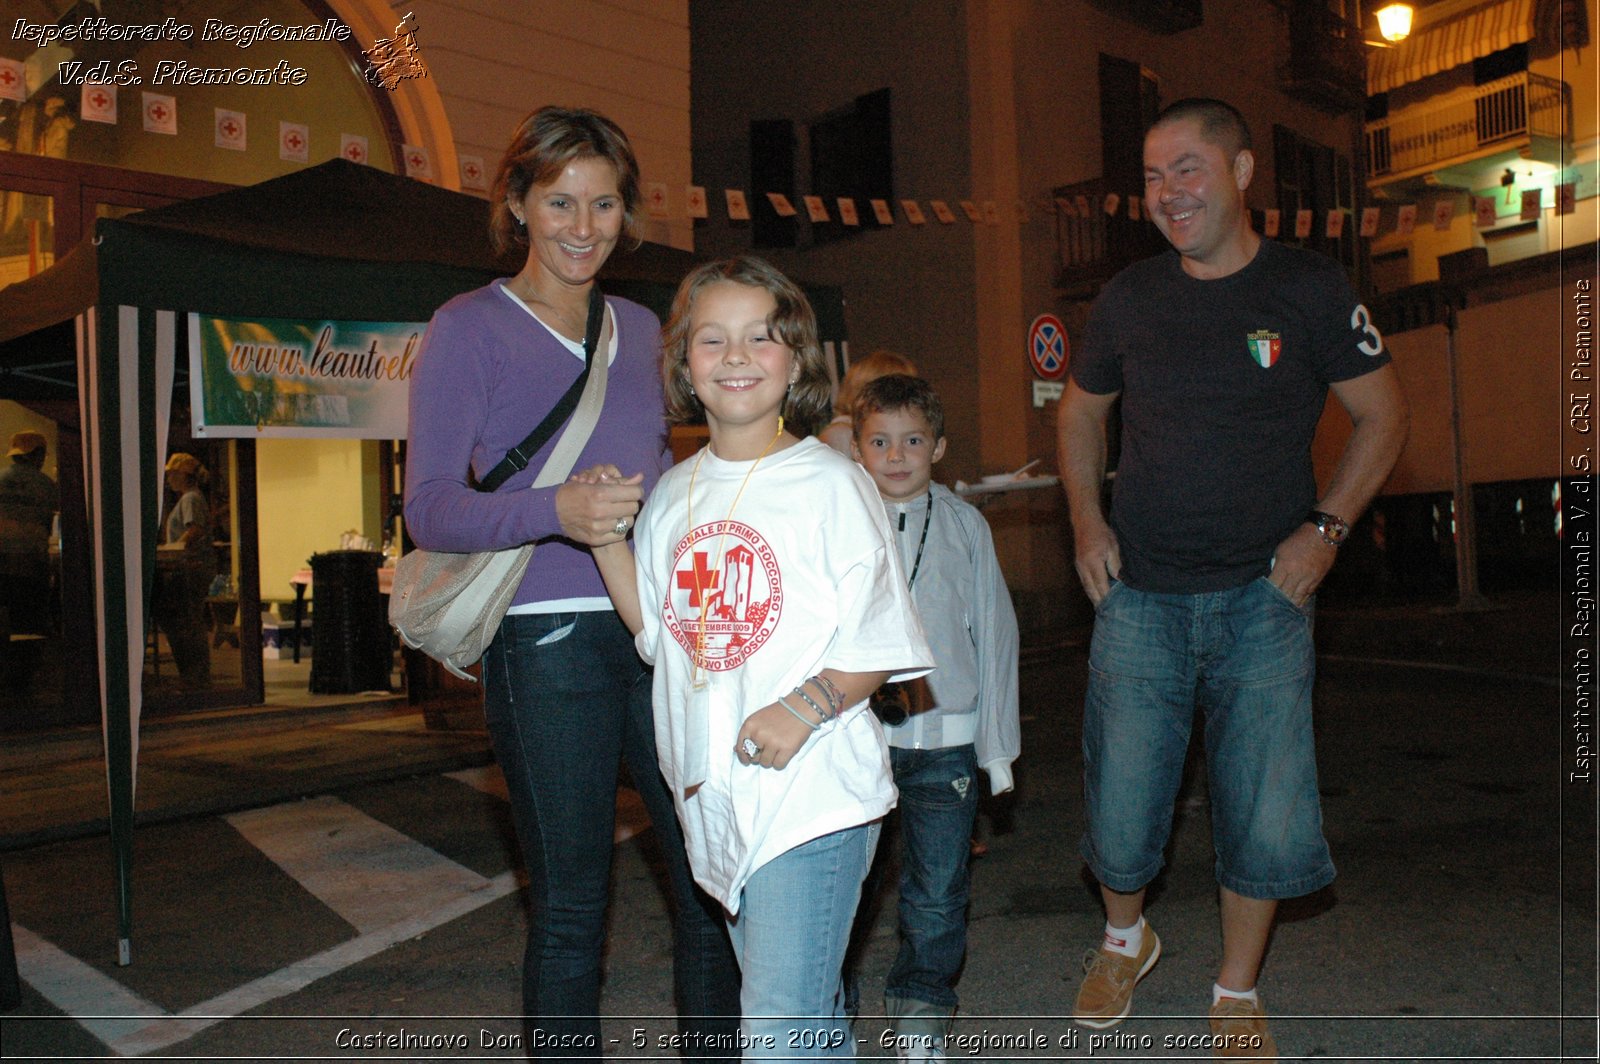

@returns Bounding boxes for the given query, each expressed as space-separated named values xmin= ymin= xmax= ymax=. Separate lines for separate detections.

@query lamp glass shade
xmin=1376 ymin=3 xmax=1414 ymax=42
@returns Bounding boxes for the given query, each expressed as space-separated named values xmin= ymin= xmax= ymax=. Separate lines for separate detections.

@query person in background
xmin=1058 ymin=98 xmax=1407 ymax=1058
xmin=847 ymin=375 xmax=1019 ymax=1061
xmin=156 ymin=452 xmax=215 ymax=689
xmin=587 ymin=255 xmax=934 ymax=1057
xmin=818 ymin=349 xmax=917 ymax=456
xmin=403 ymin=105 xmax=738 ymax=1059
xmin=0 ymin=431 xmax=58 ymax=688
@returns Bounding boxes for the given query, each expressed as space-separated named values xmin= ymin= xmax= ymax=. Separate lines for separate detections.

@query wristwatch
xmin=1307 ymin=509 xmax=1350 ymax=547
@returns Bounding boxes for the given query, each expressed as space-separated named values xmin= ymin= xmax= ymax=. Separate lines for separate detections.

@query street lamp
xmin=1375 ymin=3 xmax=1414 ymax=43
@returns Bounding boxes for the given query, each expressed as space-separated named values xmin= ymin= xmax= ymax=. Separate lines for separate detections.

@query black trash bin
xmin=308 ymin=550 xmax=390 ymax=694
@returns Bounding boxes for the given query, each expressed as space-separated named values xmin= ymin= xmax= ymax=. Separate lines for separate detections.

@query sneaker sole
xmin=1072 ymin=935 xmax=1163 ymax=1030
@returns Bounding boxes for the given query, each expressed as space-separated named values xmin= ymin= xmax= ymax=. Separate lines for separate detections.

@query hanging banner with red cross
xmin=1028 ymin=314 xmax=1069 ymax=381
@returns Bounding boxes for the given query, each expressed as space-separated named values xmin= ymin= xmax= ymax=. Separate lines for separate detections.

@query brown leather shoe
xmin=1071 ymin=926 xmax=1160 ymax=1029
xmin=1208 ymin=995 xmax=1278 ymax=1059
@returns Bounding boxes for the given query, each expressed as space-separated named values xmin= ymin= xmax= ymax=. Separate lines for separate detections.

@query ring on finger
xmin=740 ymin=737 xmax=761 ymax=759
xmin=612 ymin=516 xmax=631 ymax=536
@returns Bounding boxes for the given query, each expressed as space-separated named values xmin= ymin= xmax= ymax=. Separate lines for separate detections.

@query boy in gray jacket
xmin=851 ymin=375 xmax=1021 ymax=1061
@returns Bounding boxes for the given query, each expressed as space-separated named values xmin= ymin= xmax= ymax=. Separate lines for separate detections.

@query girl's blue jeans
xmin=727 ymin=822 xmax=881 ymax=1059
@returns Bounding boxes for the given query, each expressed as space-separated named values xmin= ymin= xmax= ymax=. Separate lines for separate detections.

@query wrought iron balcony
xmin=1366 ymin=72 xmax=1571 ymax=183
xmin=1052 ymin=178 xmax=1167 ymax=298
xmin=1277 ymin=1 xmax=1367 ymax=113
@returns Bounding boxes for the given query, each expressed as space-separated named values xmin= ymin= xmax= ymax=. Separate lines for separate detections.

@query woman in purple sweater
xmin=404 ymin=107 xmax=738 ymax=1059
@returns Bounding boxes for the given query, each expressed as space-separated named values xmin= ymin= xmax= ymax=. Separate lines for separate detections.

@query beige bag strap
xmin=530 ymin=303 xmax=614 ymax=488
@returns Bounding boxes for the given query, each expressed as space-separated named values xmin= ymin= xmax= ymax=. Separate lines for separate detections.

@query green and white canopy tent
xmin=0 ymin=159 xmax=844 ymax=963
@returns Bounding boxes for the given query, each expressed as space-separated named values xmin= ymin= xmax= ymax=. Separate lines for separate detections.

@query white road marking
xmin=11 ymin=923 xmax=169 ymax=1045
xmin=225 ymin=796 xmax=489 ymax=934
xmin=109 ymin=870 xmax=522 ymax=1057
xmin=17 ymin=773 xmax=656 ymax=1055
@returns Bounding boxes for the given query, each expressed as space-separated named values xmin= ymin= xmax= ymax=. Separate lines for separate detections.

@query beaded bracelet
xmin=811 ymin=674 xmax=846 ymax=715
xmin=778 ymin=694 xmax=822 ymax=730
xmin=793 ymin=684 xmax=832 ymax=722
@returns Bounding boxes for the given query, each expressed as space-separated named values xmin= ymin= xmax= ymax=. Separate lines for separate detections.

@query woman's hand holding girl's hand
xmin=735 ymin=703 xmax=817 ymax=770
xmin=558 ymin=465 xmax=644 ymax=545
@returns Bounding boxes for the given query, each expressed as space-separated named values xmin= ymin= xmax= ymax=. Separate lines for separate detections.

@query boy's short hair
xmin=852 ymin=374 xmax=945 ymax=442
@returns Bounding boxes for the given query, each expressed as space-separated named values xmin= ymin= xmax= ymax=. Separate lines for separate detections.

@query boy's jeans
xmin=883 ymin=743 xmax=979 ymax=1015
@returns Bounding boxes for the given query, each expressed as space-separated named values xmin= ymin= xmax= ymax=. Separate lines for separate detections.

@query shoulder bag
xmin=389 ymin=286 xmax=612 ymax=680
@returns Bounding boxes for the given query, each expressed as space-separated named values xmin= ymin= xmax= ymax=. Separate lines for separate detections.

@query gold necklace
xmin=684 ymin=418 xmax=785 ymax=689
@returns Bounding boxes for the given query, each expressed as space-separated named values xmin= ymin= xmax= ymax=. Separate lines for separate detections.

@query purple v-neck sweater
xmin=404 ymin=282 xmax=672 ymax=607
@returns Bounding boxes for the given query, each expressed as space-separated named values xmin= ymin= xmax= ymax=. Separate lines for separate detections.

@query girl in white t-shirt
xmin=588 ymin=255 xmax=932 ymax=1057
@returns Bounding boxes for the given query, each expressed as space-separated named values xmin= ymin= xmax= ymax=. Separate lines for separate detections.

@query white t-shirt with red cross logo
xmin=634 ymin=436 xmax=933 ymax=911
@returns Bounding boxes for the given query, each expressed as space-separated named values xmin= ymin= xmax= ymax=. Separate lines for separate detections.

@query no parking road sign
xmin=1028 ymin=313 xmax=1069 ymax=381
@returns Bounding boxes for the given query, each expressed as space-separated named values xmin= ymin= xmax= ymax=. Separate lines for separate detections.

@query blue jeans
xmin=883 ymin=744 xmax=979 ymax=1013
xmin=483 ymin=611 xmax=740 ymax=1060
xmin=1081 ymin=578 xmax=1336 ymax=900
xmin=727 ymin=822 xmax=880 ymax=1059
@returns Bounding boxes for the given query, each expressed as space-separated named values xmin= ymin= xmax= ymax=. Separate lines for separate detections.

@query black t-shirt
xmin=1072 ymin=240 xmax=1391 ymax=594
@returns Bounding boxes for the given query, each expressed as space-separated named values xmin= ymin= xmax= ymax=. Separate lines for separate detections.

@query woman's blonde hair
xmin=833 ymin=348 xmax=917 ymax=417
xmin=661 ymin=256 xmax=832 ymax=438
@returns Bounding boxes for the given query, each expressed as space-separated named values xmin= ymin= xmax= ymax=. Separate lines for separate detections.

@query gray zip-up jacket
xmin=882 ymin=483 xmax=1020 ymax=794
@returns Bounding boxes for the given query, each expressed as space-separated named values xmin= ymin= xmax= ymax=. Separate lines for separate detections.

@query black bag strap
xmin=478 ymin=285 xmax=607 ymax=494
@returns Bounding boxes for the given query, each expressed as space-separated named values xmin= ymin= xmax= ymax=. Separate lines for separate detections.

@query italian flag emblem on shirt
xmin=1247 ymin=329 xmax=1282 ymax=368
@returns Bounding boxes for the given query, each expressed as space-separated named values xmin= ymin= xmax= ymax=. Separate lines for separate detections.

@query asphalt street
xmin=0 ymin=588 xmax=1593 ymax=1062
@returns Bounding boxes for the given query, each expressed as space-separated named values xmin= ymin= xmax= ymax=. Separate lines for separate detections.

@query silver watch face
xmin=1315 ymin=513 xmax=1349 ymax=545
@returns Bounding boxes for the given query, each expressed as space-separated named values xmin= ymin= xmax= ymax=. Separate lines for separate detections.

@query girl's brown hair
xmin=661 ymin=256 xmax=832 ymax=438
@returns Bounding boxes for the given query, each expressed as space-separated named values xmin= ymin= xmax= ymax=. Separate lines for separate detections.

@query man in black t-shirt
xmin=1057 ymin=99 xmax=1408 ymax=1057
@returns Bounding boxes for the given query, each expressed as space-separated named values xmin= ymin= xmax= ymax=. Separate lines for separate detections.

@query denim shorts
xmin=1080 ymin=577 xmax=1335 ymax=900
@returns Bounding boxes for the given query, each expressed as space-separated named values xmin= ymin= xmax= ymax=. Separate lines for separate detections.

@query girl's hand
xmin=735 ymin=702 xmax=816 ymax=770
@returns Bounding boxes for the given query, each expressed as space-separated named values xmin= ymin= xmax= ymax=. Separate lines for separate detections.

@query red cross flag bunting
xmin=341 ymin=133 xmax=369 ymax=165
xmin=686 ymin=186 xmax=708 ymax=219
xmin=402 ymin=143 xmax=432 ymax=180
xmin=279 ymin=121 xmax=309 ymax=164
xmin=1028 ymin=314 xmax=1070 ymax=382
xmin=214 ymin=108 xmax=246 ymax=151
xmin=646 ymin=182 xmax=670 ymax=220
xmin=0 ymin=59 xmax=25 ymax=103
xmin=142 ymin=93 xmax=177 ymax=136
xmin=460 ymin=155 xmax=487 ymax=192
xmin=81 ymin=82 xmax=117 ymax=124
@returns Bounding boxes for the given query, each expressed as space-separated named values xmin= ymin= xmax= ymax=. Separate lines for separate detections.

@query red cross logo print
xmin=0 ymin=69 xmax=17 ymax=87
xmin=676 ymin=552 xmax=718 ymax=608
xmin=90 ymin=91 xmax=108 ymax=109
xmin=221 ymin=119 xmax=239 ymax=137
xmin=345 ymin=143 xmax=364 ymax=161
xmin=667 ymin=521 xmax=782 ymax=671
xmin=149 ymin=104 xmax=167 ymax=121
xmin=285 ymin=132 xmax=303 ymax=150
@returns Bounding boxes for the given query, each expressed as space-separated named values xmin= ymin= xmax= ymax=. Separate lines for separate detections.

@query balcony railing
xmin=1366 ymin=72 xmax=1571 ymax=181
xmin=1052 ymin=177 xmax=1166 ymax=297
xmin=1276 ymin=1 xmax=1366 ymax=113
